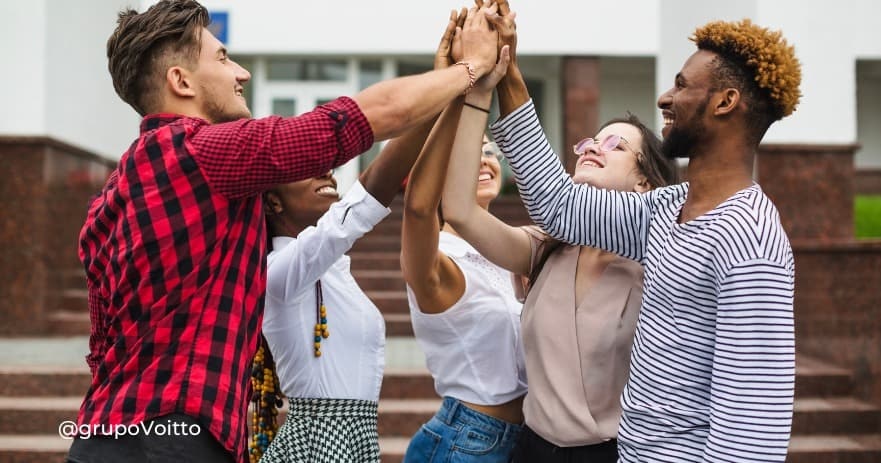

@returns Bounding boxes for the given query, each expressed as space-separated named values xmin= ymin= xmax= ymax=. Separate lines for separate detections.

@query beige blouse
xmin=518 ymin=226 xmax=643 ymax=447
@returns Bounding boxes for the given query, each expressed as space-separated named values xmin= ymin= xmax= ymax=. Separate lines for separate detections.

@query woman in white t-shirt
xmin=399 ymin=38 xmax=525 ymax=463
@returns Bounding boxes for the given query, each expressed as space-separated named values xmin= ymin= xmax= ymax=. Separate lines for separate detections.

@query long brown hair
xmin=526 ymin=114 xmax=678 ymax=290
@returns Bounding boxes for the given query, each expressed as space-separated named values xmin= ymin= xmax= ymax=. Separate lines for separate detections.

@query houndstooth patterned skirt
xmin=260 ymin=398 xmax=380 ymax=463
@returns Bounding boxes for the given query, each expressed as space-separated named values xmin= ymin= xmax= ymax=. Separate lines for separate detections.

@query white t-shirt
xmin=407 ymin=232 xmax=527 ymax=406
xmin=263 ymin=181 xmax=390 ymax=401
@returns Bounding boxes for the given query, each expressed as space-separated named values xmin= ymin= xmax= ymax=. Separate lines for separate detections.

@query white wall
xmin=1 ymin=1 xmax=48 ymax=135
xmin=6 ymin=0 xmax=874 ymax=162
xmin=600 ymin=57 xmax=657 ymax=132
xmin=45 ymin=0 xmax=140 ymax=158
xmin=193 ymin=0 xmax=659 ymax=56
xmin=0 ymin=0 xmax=138 ymax=159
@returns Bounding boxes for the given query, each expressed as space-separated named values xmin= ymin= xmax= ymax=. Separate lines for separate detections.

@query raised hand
xmin=458 ymin=2 xmax=500 ymax=79
xmin=473 ymin=45 xmax=510 ymax=94
xmin=486 ymin=0 xmax=517 ymax=65
xmin=435 ymin=8 xmax=467 ymax=70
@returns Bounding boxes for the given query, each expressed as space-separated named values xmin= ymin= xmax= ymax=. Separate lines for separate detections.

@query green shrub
xmin=856 ymin=195 xmax=881 ymax=238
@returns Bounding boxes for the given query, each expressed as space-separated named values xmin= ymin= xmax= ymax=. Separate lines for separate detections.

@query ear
xmin=262 ymin=192 xmax=283 ymax=216
xmin=166 ymin=66 xmax=196 ymax=98
xmin=633 ymin=175 xmax=651 ymax=193
xmin=713 ymin=88 xmax=740 ymax=116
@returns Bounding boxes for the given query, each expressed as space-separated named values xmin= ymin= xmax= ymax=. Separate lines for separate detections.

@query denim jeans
xmin=403 ymin=396 xmax=522 ymax=463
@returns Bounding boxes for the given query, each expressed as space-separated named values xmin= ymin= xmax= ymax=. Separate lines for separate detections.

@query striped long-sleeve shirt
xmin=491 ymin=100 xmax=795 ymax=462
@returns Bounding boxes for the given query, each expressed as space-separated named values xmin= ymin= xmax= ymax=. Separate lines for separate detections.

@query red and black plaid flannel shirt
xmin=76 ymin=97 xmax=372 ymax=461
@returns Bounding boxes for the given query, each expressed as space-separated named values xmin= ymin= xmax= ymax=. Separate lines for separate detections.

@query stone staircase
xmin=2 ymin=195 xmax=880 ymax=462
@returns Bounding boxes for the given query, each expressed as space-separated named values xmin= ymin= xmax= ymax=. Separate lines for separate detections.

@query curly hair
xmin=691 ymin=19 xmax=801 ymax=142
xmin=106 ymin=0 xmax=209 ymax=115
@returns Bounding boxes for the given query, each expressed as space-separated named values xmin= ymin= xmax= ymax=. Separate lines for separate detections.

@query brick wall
xmin=758 ymin=144 xmax=858 ymax=241
xmin=856 ymin=169 xmax=881 ymax=195
xmin=0 ymin=137 xmax=113 ymax=335
xmin=793 ymin=240 xmax=881 ymax=407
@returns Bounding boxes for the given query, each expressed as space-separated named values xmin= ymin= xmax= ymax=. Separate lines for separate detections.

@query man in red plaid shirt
xmin=66 ymin=1 xmax=500 ymax=462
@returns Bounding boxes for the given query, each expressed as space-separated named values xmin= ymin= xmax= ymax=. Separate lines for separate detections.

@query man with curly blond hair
xmin=488 ymin=10 xmax=800 ymax=462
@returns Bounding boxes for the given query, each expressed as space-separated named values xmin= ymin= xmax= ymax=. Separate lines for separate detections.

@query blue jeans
xmin=403 ymin=396 xmax=522 ymax=463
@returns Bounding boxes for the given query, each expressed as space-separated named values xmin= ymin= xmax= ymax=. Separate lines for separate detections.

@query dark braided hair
xmin=249 ymin=209 xmax=285 ymax=461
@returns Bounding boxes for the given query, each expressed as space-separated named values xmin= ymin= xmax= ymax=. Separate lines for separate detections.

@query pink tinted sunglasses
xmin=572 ymin=134 xmax=623 ymax=156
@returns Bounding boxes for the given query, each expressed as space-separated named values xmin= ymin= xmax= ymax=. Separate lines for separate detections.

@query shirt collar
xmin=140 ymin=113 xmax=207 ymax=133
xmin=271 ymin=236 xmax=295 ymax=251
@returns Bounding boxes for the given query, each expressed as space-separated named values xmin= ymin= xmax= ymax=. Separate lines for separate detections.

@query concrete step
xmin=0 ymin=365 xmax=431 ymax=400
xmin=787 ymin=434 xmax=881 ymax=463
xmin=380 ymin=369 xmax=435 ymax=400
xmin=793 ymin=397 xmax=881 ymax=435
xmin=45 ymin=310 xmax=91 ymax=336
xmin=795 ymin=355 xmax=856 ymax=398
xmin=59 ymin=269 xmax=85 ymax=291
xmin=0 ymin=434 xmax=70 ymax=463
xmin=350 ymin=252 xmax=401 ymax=270
xmin=384 ymin=313 xmax=414 ymax=337
xmin=0 ymin=434 xmax=412 ymax=463
xmin=352 ymin=269 xmax=405 ymax=292
xmin=0 ymin=365 xmax=90 ymax=397
xmin=58 ymin=289 xmax=88 ymax=313
xmin=352 ymin=235 xmax=403 ymax=253
xmin=368 ymin=290 xmax=410 ymax=314
xmin=379 ymin=437 xmax=408 ymax=463
xmin=6 ymin=394 xmax=877 ymax=440
xmin=378 ymin=399 xmax=436 ymax=437
xmin=0 ymin=397 xmax=80 ymax=434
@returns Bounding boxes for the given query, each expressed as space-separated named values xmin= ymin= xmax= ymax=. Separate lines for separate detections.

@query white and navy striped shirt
xmin=491 ymin=100 xmax=795 ymax=462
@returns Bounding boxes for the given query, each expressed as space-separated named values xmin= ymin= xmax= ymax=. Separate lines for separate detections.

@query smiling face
xmin=657 ymin=50 xmax=717 ymax=159
xmin=571 ymin=122 xmax=649 ymax=192
xmin=264 ymin=171 xmax=340 ymax=237
xmin=476 ymin=136 xmax=503 ymax=208
xmin=189 ymin=27 xmax=252 ymax=123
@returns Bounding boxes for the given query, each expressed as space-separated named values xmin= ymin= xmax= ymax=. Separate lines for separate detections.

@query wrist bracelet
xmin=463 ymin=101 xmax=490 ymax=114
xmin=454 ymin=61 xmax=476 ymax=95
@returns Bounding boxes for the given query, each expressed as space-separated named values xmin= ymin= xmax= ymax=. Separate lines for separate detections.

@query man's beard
xmin=200 ymin=85 xmax=251 ymax=124
xmin=661 ymin=96 xmax=710 ymax=159
xmin=662 ymin=125 xmax=702 ymax=159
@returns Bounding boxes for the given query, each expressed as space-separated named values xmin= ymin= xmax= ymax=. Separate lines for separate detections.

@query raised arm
xmin=360 ymin=9 xmax=464 ymax=206
xmin=400 ymin=100 xmax=467 ymax=314
xmin=354 ymin=5 xmax=498 ymax=141
xmin=487 ymin=2 xmax=653 ymax=262
xmin=702 ymin=259 xmax=795 ymax=461
xmin=490 ymin=101 xmax=653 ymax=262
xmin=488 ymin=0 xmax=530 ymax=118
xmin=441 ymin=46 xmax=530 ymax=275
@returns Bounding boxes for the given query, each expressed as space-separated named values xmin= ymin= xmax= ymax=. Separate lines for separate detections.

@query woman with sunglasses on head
xmin=441 ymin=6 xmax=679 ymax=462
xmin=399 ymin=9 xmax=526 ymax=462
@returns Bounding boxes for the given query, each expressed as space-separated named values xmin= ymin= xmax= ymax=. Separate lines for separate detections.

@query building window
xmin=272 ymin=98 xmax=297 ymax=117
xmin=266 ymin=58 xmax=348 ymax=81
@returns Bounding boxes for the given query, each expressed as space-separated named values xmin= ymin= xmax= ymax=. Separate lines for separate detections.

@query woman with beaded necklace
xmin=249 ymin=12 xmax=481 ymax=462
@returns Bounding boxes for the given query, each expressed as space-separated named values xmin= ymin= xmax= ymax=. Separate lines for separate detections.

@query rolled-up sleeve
xmin=190 ymin=96 xmax=374 ymax=199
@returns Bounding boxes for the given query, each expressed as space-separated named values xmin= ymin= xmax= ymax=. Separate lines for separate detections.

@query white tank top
xmin=407 ymin=232 xmax=527 ymax=405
